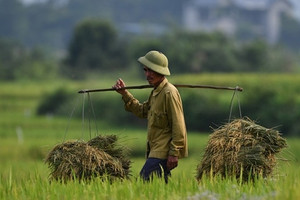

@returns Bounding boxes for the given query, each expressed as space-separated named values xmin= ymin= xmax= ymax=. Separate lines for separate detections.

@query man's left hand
xmin=167 ymin=155 xmax=178 ymax=170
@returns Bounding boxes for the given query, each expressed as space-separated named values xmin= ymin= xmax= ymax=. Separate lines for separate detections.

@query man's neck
xmin=153 ymin=77 xmax=165 ymax=88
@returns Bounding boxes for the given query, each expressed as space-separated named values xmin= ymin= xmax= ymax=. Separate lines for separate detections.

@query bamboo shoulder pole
xmin=78 ymin=85 xmax=152 ymax=93
xmin=174 ymin=84 xmax=243 ymax=92
xmin=78 ymin=84 xmax=243 ymax=93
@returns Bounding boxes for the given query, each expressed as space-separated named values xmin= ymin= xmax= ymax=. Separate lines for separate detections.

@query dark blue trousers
xmin=139 ymin=158 xmax=171 ymax=183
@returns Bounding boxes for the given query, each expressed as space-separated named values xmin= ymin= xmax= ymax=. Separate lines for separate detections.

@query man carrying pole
xmin=113 ymin=50 xmax=188 ymax=183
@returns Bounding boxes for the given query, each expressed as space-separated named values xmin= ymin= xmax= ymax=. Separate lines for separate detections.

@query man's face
xmin=143 ymin=66 xmax=164 ymax=87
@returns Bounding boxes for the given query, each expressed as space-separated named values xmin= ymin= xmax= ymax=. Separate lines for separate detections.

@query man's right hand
xmin=112 ymin=78 xmax=127 ymax=95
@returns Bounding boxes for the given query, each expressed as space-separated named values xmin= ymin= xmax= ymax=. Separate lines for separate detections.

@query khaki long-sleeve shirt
xmin=122 ymin=78 xmax=188 ymax=159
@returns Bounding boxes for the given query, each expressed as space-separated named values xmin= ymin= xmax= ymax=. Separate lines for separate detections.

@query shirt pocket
xmin=152 ymin=111 xmax=168 ymax=128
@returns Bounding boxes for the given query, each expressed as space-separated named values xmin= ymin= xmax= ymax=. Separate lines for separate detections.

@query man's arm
xmin=113 ymin=78 xmax=148 ymax=118
xmin=166 ymin=89 xmax=188 ymax=169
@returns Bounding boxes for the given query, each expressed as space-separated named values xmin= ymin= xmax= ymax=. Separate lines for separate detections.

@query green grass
xmin=1 ymin=157 xmax=299 ymax=200
xmin=1 ymin=76 xmax=300 ymax=199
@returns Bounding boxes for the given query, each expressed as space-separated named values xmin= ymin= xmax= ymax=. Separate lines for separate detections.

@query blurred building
xmin=183 ymin=0 xmax=293 ymax=44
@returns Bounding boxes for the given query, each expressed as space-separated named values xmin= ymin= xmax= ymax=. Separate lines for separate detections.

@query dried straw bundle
xmin=45 ymin=135 xmax=131 ymax=182
xmin=196 ymin=118 xmax=287 ymax=182
xmin=87 ymin=135 xmax=131 ymax=177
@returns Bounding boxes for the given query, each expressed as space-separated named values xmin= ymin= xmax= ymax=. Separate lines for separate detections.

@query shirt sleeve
xmin=122 ymin=91 xmax=148 ymax=119
xmin=166 ymin=90 xmax=187 ymax=157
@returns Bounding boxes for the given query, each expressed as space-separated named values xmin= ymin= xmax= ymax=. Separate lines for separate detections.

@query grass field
xmin=1 ymin=77 xmax=300 ymax=200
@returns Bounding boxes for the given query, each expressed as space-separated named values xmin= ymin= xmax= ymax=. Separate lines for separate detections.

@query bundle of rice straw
xmin=45 ymin=135 xmax=131 ymax=182
xmin=196 ymin=117 xmax=287 ymax=182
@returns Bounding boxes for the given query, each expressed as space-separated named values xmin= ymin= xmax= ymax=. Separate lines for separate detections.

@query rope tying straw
xmin=81 ymin=93 xmax=86 ymax=140
xmin=87 ymin=93 xmax=99 ymax=139
xmin=63 ymin=95 xmax=82 ymax=142
xmin=228 ymin=86 xmax=243 ymax=123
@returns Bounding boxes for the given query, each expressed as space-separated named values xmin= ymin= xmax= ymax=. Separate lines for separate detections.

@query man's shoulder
xmin=163 ymin=82 xmax=179 ymax=94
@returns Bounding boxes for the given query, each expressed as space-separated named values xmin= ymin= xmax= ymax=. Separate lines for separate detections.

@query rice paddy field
xmin=1 ymin=75 xmax=300 ymax=200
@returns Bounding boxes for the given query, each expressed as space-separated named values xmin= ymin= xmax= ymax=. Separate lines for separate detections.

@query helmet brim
xmin=138 ymin=56 xmax=170 ymax=76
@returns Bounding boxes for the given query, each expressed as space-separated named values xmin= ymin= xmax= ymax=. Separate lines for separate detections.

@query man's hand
xmin=112 ymin=78 xmax=127 ymax=95
xmin=167 ymin=155 xmax=178 ymax=170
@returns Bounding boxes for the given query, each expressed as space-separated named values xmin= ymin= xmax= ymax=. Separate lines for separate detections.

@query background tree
xmin=0 ymin=38 xmax=58 ymax=80
xmin=64 ymin=19 xmax=127 ymax=78
xmin=0 ymin=39 xmax=23 ymax=80
xmin=163 ymin=31 xmax=239 ymax=73
xmin=237 ymin=40 xmax=269 ymax=71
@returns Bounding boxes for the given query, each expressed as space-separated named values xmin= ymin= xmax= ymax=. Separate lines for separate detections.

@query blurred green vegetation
xmin=1 ymin=0 xmax=300 ymax=51
xmin=0 ymin=76 xmax=299 ymax=200
xmin=0 ymin=17 xmax=299 ymax=136
xmin=1 ymin=2 xmax=299 ymax=199
xmin=31 ymin=73 xmax=300 ymax=136
xmin=1 ymin=19 xmax=300 ymax=80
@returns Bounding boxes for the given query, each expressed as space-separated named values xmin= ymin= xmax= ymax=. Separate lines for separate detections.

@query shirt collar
xmin=152 ymin=78 xmax=168 ymax=96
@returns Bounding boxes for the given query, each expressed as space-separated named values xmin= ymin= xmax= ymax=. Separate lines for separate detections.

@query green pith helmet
xmin=137 ymin=50 xmax=170 ymax=76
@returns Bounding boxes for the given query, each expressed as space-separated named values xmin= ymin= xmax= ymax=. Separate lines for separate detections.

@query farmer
xmin=112 ymin=50 xmax=188 ymax=183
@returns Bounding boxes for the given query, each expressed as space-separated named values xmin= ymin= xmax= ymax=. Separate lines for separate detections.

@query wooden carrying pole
xmin=78 ymin=84 xmax=243 ymax=93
